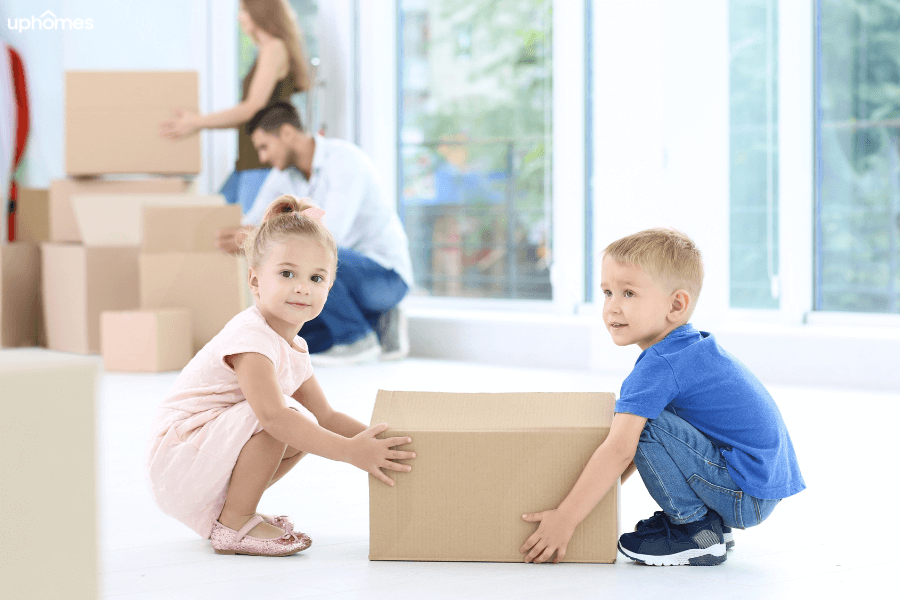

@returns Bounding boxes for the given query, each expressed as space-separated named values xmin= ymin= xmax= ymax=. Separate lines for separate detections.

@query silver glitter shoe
xmin=211 ymin=515 xmax=312 ymax=556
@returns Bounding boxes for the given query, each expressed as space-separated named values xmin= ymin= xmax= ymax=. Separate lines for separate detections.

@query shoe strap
xmin=236 ymin=515 xmax=266 ymax=541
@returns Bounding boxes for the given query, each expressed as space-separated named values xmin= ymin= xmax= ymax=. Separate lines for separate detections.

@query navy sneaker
xmin=634 ymin=511 xmax=734 ymax=550
xmin=619 ymin=510 xmax=727 ymax=566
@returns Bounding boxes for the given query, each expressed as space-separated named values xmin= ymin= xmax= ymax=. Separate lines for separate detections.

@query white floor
xmin=99 ymin=358 xmax=898 ymax=600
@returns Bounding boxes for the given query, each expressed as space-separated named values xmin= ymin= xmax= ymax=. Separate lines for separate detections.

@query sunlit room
xmin=1 ymin=1 xmax=897 ymax=598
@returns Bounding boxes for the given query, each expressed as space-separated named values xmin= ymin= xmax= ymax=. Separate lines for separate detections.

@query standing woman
xmin=161 ymin=0 xmax=310 ymax=211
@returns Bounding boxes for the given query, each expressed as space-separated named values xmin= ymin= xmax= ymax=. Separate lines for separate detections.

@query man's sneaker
xmin=618 ymin=510 xmax=727 ymax=566
xmin=377 ymin=307 xmax=409 ymax=361
xmin=634 ymin=511 xmax=734 ymax=550
xmin=310 ymin=332 xmax=381 ymax=367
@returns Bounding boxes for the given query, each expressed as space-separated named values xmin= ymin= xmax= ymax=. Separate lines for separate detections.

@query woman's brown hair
xmin=242 ymin=0 xmax=311 ymax=92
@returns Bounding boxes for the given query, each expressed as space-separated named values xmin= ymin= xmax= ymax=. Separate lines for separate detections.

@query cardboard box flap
xmin=371 ymin=390 xmax=615 ymax=432
xmin=70 ymin=194 xmax=224 ymax=246
xmin=66 ymin=71 xmax=198 ymax=109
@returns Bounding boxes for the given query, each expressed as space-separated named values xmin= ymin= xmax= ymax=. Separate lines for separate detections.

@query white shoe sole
xmin=618 ymin=542 xmax=727 ymax=566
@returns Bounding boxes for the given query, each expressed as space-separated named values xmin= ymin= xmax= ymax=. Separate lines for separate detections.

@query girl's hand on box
xmin=347 ymin=423 xmax=416 ymax=486
xmin=160 ymin=107 xmax=200 ymax=139
xmin=520 ymin=509 xmax=577 ymax=564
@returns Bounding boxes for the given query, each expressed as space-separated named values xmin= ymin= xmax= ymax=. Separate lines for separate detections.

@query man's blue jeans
xmin=634 ymin=409 xmax=780 ymax=529
xmin=220 ymin=168 xmax=269 ymax=213
xmin=299 ymin=247 xmax=409 ymax=353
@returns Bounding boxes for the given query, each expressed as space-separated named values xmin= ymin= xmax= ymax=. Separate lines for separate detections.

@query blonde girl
xmin=147 ymin=195 xmax=415 ymax=557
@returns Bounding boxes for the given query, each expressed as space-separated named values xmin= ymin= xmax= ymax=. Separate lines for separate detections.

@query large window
xmin=816 ymin=0 xmax=900 ymax=313
xmin=729 ymin=0 xmax=779 ymax=310
xmin=398 ymin=0 xmax=553 ymax=300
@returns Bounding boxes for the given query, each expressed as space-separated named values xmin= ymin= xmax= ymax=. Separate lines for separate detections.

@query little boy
xmin=519 ymin=228 xmax=805 ymax=565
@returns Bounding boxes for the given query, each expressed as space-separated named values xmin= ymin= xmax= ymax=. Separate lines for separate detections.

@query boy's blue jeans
xmin=633 ymin=409 xmax=780 ymax=529
xmin=299 ymin=247 xmax=409 ymax=353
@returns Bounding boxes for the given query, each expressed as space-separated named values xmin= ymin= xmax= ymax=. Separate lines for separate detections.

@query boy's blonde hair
xmin=603 ymin=228 xmax=704 ymax=304
xmin=240 ymin=195 xmax=338 ymax=274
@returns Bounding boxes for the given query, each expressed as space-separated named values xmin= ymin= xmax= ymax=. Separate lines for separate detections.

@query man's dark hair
xmin=246 ymin=101 xmax=304 ymax=136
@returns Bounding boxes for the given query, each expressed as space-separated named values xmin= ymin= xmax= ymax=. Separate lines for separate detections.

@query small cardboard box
xmin=140 ymin=252 xmax=244 ymax=352
xmin=369 ymin=391 xmax=619 ymax=563
xmin=1 ymin=349 xmax=100 ymax=600
xmin=1 ymin=242 xmax=41 ymax=348
xmin=16 ymin=188 xmax=50 ymax=243
xmin=66 ymin=71 xmax=201 ymax=175
xmin=101 ymin=309 xmax=192 ymax=372
xmin=142 ymin=204 xmax=242 ymax=252
xmin=50 ymin=178 xmax=190 ymax=242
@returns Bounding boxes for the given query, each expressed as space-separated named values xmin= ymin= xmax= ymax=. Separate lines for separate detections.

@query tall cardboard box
xmin=1 ymin=243 xmax=41 ymax=347
xmin=1 ymin=349 xmax=100 ymax=599
xmin=49 ymin=178 xmax=191 ymax=242
xmin=369 ymin=391 xmax=619 ymax=563
xmin=66 ymin=71 xmax=201 ymax=176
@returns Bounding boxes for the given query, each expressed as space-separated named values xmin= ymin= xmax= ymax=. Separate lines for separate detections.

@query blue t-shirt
xmin=615 ymin=324 xmax=805 ymax=500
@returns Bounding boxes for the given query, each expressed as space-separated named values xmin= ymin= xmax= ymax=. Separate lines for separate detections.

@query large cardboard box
xmin=101 ymin=309 xmax=192 ymax=372
xmin=66 ymin=71 xmax=201 ymax=176
xmin=369 ymin=391 xmax=619 ymax=563
xmin=140 ymin=252 xmax=244 ymax=352
xmin=16 ymin=188 xmax=50 ymax=242
xmin=1 ymin=242 xmax=41 ymax=348
xmin=41 ymin=244 xmax=140 ymax=354
xmin=50 ymin=178 xmax=190 ymax=242
xmin=1 ymin=349 xmax=100 ymax=599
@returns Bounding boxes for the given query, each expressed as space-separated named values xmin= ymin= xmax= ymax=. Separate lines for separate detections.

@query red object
xmin=7 ymin=46 xmax=30 ymax=242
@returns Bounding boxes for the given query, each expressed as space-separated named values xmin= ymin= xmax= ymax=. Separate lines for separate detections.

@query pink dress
xmin=146 ymin=306 xmax=314 ymax=538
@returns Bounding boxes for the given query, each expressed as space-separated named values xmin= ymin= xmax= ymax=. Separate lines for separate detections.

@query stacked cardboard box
xmin=33 ymin=70 xmax=239 ymax=364
xmin=41 ymin=194 xmax=225 ymax=356
xmin=139 ymin=204 xmax=246 ymax=355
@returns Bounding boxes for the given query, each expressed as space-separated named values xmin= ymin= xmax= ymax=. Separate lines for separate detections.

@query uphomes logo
xmin=7 ymin=10 xmax=94 ymax=32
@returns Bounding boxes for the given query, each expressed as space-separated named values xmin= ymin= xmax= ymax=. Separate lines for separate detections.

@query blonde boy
xmin=519 ymin=228 xmax=804 ymax=566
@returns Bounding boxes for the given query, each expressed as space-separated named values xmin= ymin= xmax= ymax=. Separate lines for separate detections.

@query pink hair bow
xmin=300 ymin=206 xmax=326 ymax=221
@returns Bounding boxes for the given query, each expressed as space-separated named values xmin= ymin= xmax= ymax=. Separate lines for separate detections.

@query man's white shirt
xmin=243 ymin=136 xmax=413 ymax=288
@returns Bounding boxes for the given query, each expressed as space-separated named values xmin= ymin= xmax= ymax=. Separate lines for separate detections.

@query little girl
xmin=146 ymin=194 xmax=416 ymax=557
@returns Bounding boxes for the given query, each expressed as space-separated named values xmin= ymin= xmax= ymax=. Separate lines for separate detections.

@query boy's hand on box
xmin=348 ymin=423 xmax=416 ymax=486
xmin=520 ymin=509 xmax=577 ymax=564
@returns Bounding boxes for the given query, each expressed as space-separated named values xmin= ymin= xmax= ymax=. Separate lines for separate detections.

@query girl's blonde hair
xmin=603 ymin=228 xmax=704 ymax=302
xmin=242 ymin=0 xmax=311 ymax=92
xmin=241 ymin=195 xmax=337 ymax=274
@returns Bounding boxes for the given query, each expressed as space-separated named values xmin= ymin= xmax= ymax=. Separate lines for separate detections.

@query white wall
xmin=0 ymin=0 xmax=210 ymax=189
